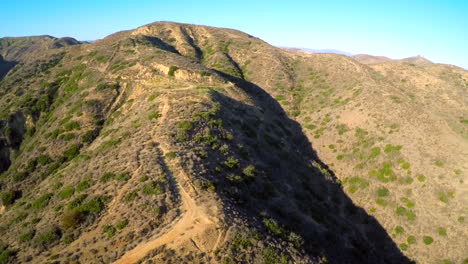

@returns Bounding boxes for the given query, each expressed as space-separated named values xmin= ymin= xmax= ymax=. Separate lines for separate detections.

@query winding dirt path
xmin=113 ymin=96 xmax=220 ymax=264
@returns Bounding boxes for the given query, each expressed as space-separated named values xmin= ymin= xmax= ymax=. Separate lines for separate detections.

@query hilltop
xmin=0 ymin=21 xmax=466 ymax=264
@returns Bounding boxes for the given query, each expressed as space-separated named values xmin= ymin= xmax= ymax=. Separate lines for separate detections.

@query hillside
xmin=0 ymin=22 xmax=466 ymax=264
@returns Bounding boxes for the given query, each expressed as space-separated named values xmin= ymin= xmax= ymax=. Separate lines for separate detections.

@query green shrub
xmin=399 ymin=243 xmax=408 ymax=251
xmin=142 ymin=182 xmax=163 ymax=195
xmin=336 ymin=154 xmax=344 ymax=160
xmin=115 ymin=172 xmax=130 ymax=181
xmin=394 ymin=226 xmax=404 ymax=234
xmin=0 ymin=245 xmax=15 ymax=264
xmin=369 ymin=147 xmax=381 ymax=158
xmin=31 ymin=193 xmax=53 ymax=209
xmin=147 ymin=111 xmax=159 ymax=120
xmin=165 ymin=152 xmax=176 ymax=159
xmin=79 ymin=197 xmax=105 ymax=213
xmin=263 ymin=218 xmax=283 ymax=236
xmin=375 ymin=198 xmax=387 ymax=206
xmin=168 ymin=66 xmax=178 ymax=76
xmin=0 ymin=191 xmax=15 ymax=208
xmin=222 ymin=157 xmax=239 ymax=169
xmin=62 ymin=233 xmax=75 ymax=244
xmin=124 ymin=191 xmax=137 ymax=202
xmin=423 ymin=236 xmax=433 ymax=245
xmin=61 ymin=209 xmax=86 ymax=229
xmin=406 ymin=235 xmax=416 ymax=245
xmin=100 ymin=172 xmax=115 ymax=183
xmin=242 ymin=165 xmax=255 ymax=177
xmin=63 ymin=144 xmax=81 ymax=161
xmin=96 ymin=56 xmax=108 ymax=63
xmin=115 ymin=219 xmax=128 ymax=230
xmin=76 ymin=179 xmax=91 ymax=192
xmin=401 ymin=162 xmax=410 ymax=170
xmin=377 ymin=187 xmax=389 ymax=197
xmin=400 ymin=197 xmax=415 ymax=208
xmin=34 ymin=227 xmax=62 ymax=248
xmin=63 ymin=121 xmax=81 ymax=131
xmin=37 ymin=155 xmax=52 ymax=165
xmin=102 ymin=224 xmax=116 ymax=238
xmin=437 ymin=227 xmax=447 ymax=236
xmin=384 ymin=144 xmax=402 ymax=154
xmin=435 ymin=160 xmax=444 ymax=167
xmin=19 ymin=230 xmax=35 ymax=242
xmin=437 ymin=191 xmax=453 ymax=203
xmin=12 ymin=172 xmax=27 ymax=182
xmin=67 ymin=194 xmax=88 ymax=210
xmin=59 ymin=186 xmax=75 ymax=200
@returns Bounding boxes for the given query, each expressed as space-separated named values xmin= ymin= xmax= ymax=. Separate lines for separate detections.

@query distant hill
xmin=282 ymin=47 xmax=352 ymax=56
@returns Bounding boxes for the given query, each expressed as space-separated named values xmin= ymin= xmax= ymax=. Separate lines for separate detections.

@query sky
xmin=1 ymin=0 xmax=467 ymax=69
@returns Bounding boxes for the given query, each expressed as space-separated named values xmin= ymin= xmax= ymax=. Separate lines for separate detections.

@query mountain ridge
xmin=0 ymin=21 xmax=466 ymax=264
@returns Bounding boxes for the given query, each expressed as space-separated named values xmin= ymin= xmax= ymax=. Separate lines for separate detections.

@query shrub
xmin=63 ymin=121 xmax=81 ymax=131
xmin=76 ymin=179 xmax=91 ymax=192
xmin=336 ymin=154 xmax=344 ymax=160
xmin=100 ymin=172 xmax=115 ymax=183
xmin=394 ymin=226 xmax=404 ymax=234
xmin=142 ymin=182 xmax=163 ymax=195
xmin=116 ymin=172 xmax=130 ymax=181
xmin=147 ymin=111 xmax=159 ymax=120
xmin=400 ymin=197 xmax=415 ymax=208
xmin=407 ymin=235 xmax=416 ymax=244
xmin=395 ymin=206 xmax=416 ymax=221
xmin=177 ymin=121 xmax=192 ymax=133
xmin=222 ymin=157 xmax=239 ymax=169
xmin=384 ymin=144 xmax=402 ymax=154
xmin=79 ymin=197 xmax=105 ymax=214
xmin=124 ymin=191 xmax=137 ymax=202
xmin=31 ymin=193 xmax=53 ymax=209
xmin=263 ymin=218 xmax=283 ymax=236
xmin=63 ymin=144 xmax=81 ymax=161
xmin=19 ymin=230 xmax=35 ymax=242
xmin=437 ymin=227 xmax=447 ymax=236
xmin=168 ymin=66 xmax=178 ymax=76
xmin=115 ymin=219 xmax=128 ymax=230
xmin=242 ymin=165 xmax=255 ymax=178
xmin=59 ymin=186 xmax=75 ymax=200
xmin=369 ymin=147 xmax=381 ymax=158
xmin=67 ymin=194 xmax=88 ymax=210
xmin=97 ymin=139 xmax=121 ymax=151
xmin=37 ymin=155 xmax=52 ymax=165
xmin=399 ymin=243 xmax=408 ymax=251
xmin=34 ymin=227 xmax=62 ymax=248
xmin=423 ymin=236 xmax=433 ymax=245
xmin=0 ymin=191 xmax=17 ymax=206
xmin=12 ymin=172 xmax=27 ymax=182
xmin=165 ymin=152 xmax=176 ymax=159
xmin=435 ymin=160 xmax=444 ymax=167
xmin=437 ymin=191 xmax=453 ymax=203
xmin=0 ymin=245 xmax=15 ymax=264
xmin=81 ymin=129 xmax=98 ymax=143
xmin=102 ymin=225 xmax=116 ymax=238
xmin=377 ymin=187 xmax=389 ymax=197
xmin=401 ymin=162 xmax=410 ymax=170
xmin=61 ymin=209 xmax=86 ymax=229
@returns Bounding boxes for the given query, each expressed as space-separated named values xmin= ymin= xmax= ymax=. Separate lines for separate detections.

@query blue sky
xmin=2 ymin=0 xmax=467 ymax=69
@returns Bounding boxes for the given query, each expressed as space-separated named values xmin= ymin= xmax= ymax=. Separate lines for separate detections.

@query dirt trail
xmin=113 ymin=96 xmax=221 ymax=264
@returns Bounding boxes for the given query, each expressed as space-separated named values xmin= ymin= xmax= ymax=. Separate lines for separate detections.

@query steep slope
xmin=126 ymin=22 xmax=467 ymax=263
xmin=0 ymin=21 xmax=465 ymax=264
